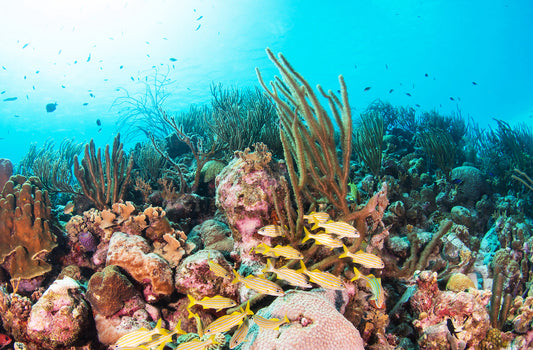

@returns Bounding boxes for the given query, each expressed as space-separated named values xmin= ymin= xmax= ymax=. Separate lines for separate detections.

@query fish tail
xmin=338 ymin=244 xmax=349 ymax=259
xmin=351 ymin=266 xmax=362 ymax=281
xmin=244 ymin=301 xmax=253 ymax=316
xmin=174 ymin=320 xmax=186 ymax=335
xmin=187 ymin=294 xmax=196 ymax=309
xmin=302 ymin=227 xmax=311 ymax=243
xmin=310 ymin=217 xmax=320 ymax=230
xmin=187 ymin=308 xmax=196 ymax=319
xmin=297 ymin=260 xmax=307 ymax=273
xmin=232 ymin=269 xmax=241 ymax=284
xmin=262 ymin=259 xmax=274 ymax=275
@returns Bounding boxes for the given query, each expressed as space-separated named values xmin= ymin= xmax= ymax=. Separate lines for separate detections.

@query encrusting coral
xmin=0 ymin=175 xmax=57 ymax=288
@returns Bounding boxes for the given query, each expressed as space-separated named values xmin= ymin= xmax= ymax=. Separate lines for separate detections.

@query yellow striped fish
xmin=232 ymin=269 xmax=285 ymax=296
xmin=252 ymin=243 xmax=278 ymax=257
xmin=262 ymin=258 xmax=312 ymax=288
xmin=187 ymin=294 xmax=237 ymax=312
xmin=115 ymin=320 xmax=186 ymax=350
xmin=229 ymin=317 xmax=250 ymax=349
xmin=176 ymin=335 xmax=219 ymax=350
xmin=352 ymin=267 xmax=385 ymax=309
xmin=303 ymin=211 xmax=331 ymax=224
xmin=114 ymin=319 xmax=169 ymax=348
xmin=204 ymin=302 xmax=253 ymax=335
xmin=302 ymin=227 xmax=344 ymax=249
xmin=298 ymin=261 xmax=345 ymax=290
xmin=257 ymin=224 xmax=285 ymax=237
xmin=252 ymin=314 xmax=290 ymax=330
xmin=338 ymin=244 xmax=384 ymax=269
xmin=207 ymin=258 xmax=233 ymax=279
xmin=314 ymin=221 xmax=360 ymax=239
xmin=255 ymin=243 xmax=303 ymax=260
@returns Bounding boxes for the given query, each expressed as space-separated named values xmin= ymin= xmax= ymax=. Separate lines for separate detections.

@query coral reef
xmin=106 ymin=232 xmax=174 ymax=300
xmin=0 ymin=158 xmax=13 ymax=190
xmin=241 ymin=289 xmax=364 ymax=350
xmin=174 ymin=249 xmax=238 ymax=300
xmin=410 ymin=271 xmax=491 ymax=349
xmin=215 ymin=143 xmax=287 ymax=253
xmin=26 ymin=277 xmax=92 ymax=348
xmin=0 ymin=175 xmax=57 ymax=288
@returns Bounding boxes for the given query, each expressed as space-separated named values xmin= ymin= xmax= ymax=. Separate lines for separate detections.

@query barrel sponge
xmin=242 ymin=289 xmax=365 ymax=350
xmin=0 ymin=175 xmax=57 ymax=282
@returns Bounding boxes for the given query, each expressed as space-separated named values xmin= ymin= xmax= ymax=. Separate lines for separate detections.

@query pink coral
xmin=410 ymin=270 xmax=491 ymax=349
xmin=26 ymin=277 xmax=91 ymax=348
xmin=106 ymin=232 xmax=174 ymax=300
xmin=174 ymin=249 xmax=237 ymax=300
xmin=215 ymin=144 xmax=287 ymax=258
xmin=241 ymin=290 xmax=364 ymax=350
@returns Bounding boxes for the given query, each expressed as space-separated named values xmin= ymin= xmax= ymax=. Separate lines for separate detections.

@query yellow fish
xmin=229 ymin=317 xmax=250 ymax=349
xmin=252 ymin=314 xmax=290 ymax=330
xmin=232 ymin=269 xmax=285 ymax=296
xmin=176 ymin=335 xmax=219 ymax=350
xmin=352 ymin=267 xmax=385 ymax=309
xmin=302 ymin=227 xmax=343 ymax=249
xmin=262 ymin=258 xmax=311 ymax=288
xmin=114 ymin=319 xmax=169 ymax=348
xmin=207 ymin=257 xmax=233 ymax=279
xmin=303 ymin=211 xmax=331 ymax=224
xmin=298 ymin=261 xmax=345 ymax=290
xmin=339 ymin=244 xmax=384 ymax=269
xmin=204 ymin=302 xmax=253 ymax=335
xmin=115 ymin=319 xmax=186 ymax=350
xmin=255 ymin=243 xmax=303 ymax=260
xmin=257 ymin=224 xmax=285 ymax=237
xmin=314 ymin=220 xmax=360 ymax=239
xmin=63 ymin=201 xmax=75 ymax=214
xmin=187 ymin=294 xmax=236 ymax=312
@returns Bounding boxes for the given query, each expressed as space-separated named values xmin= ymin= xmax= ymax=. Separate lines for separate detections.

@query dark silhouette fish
xmin=96 ymin=119 xmax=101 ymax=126
xmin=0 ymin=91 xmax=5 ymax=94
xmin=87 ymin=54 xmax=91 ymax=62
xmin=449 ymin=97 xmax=455 ymax=101
xmin=169 ymin=58 xmax=177 ymax=62
xmin=195 ymin=24 xmax=201 ymax=31
xmin=22 ymin=43 xmax=29 ymax=49
xmin=3 ymin=97 xmax=17 ymax=101
xmin=46 ymin=103 xmax=57 ymax=112
xmin=472 ymin=81 xmax=477 ymax=85
xmin=364 ymin=87 xmax=371 ymax=91
xmin=197 ymin=16 xmax=203 ymax=20
xmin=83 ymin=103 xmax=88 ymax=106
xmin=120 ymin=65 xmax=123 ymax=69
xmin=389 ymin=89 xmax=394 ymax=93
xmin=406 ymin=93 xmax=412 ymax=97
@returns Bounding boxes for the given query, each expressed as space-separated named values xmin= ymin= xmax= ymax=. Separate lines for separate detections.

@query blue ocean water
xmin=0 ymin=0 xmax=532 ymax=164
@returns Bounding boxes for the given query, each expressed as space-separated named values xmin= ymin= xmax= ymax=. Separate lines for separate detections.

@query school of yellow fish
xmin=113 ymin=212 xmax=385 ymax=349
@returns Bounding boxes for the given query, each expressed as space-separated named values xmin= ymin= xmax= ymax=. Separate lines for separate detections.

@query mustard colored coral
xmin=0 ymin=175 xmax=57 ymax=284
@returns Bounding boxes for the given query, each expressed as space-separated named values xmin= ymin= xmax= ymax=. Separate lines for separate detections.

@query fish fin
xmin=297 ymin=260 xmax=307 ymax=273
xmin=187 ymin=308 xmax=196 ymax=319
xmin=265 ymin=258 xmax=274 ymax=272
xmin=310 ymin=217 xmax=320 ymax=230
xmin=351 ymin=266 xmax=362 ymax=281
xmin=302 ymin=227 xmax=312 ymax=243
xmin=244 ymin=301 xmax=253 ymax=316
xmin=232 ymin=269 xmax=241 ymax=284
xmin=338 ymin=244 xmax=350 ymax=259
xmin=187 ymin=294 xmax=196 ymax=309
xmin=175 ymin=320 xmax=186 ymax=335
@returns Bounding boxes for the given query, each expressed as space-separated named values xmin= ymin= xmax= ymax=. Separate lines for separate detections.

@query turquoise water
xmin=0 ymin=0 xmax=532 ymax=163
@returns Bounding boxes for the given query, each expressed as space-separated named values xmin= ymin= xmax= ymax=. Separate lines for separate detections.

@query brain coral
xmin=241 ymin=289 xmax=364 ymax=350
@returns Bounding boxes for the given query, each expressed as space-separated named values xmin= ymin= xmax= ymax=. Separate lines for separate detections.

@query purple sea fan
xmin=78 ymin=231 xmax=98 ymax=252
